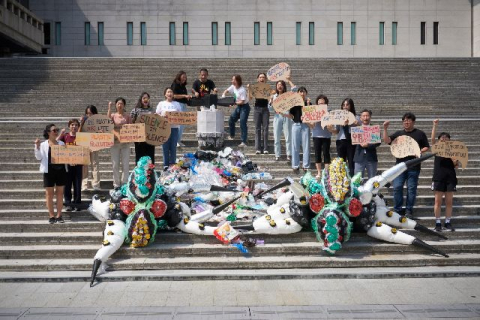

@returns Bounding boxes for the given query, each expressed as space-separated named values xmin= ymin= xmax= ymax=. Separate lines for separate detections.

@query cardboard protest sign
xmin=301 ymin=105 xmax=328 ymax=124
xmin=271 ymin=91 xmax=304 ymax=114
xmin=248 ymin=83 xmax=272 ymax=100
xmin=351 ymin=125 xmax=381 ymax=145
xmin=390 ymin=135 xmax=421 ymax=158
xmin=119 ymin=123 xmax=146 ymax=143
xmin=76 ymin=132 xmax=114 ymax=151
xmin=267 ymin=62 xmax=291 ymax=81
xmin=166 ymin=111 xmax=197 ymax=125
xmin=82 ymin=114 xmax=114 ymax=133
xmin=138 ymin=113 xmax=171 ymax=146
xmin=320 ymin=110 xmax=357 ymax=128
xmin=51 ymin=145 xmax=90 ymax=165
xmin=432 ymin=140 xmax=468 ymax=169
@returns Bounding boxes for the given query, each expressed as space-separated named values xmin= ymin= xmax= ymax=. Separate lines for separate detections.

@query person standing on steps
xmin=269 ymin=77 xmax=296 ymax=162
xmin=251 ymin=73 xmax=271 ymax=155
xmin=79 ymin=105 xmax=100 ymax=191
xmin=108 ymin=97 xmax=132 ymax=189
xmin=353 ymin=109 xmax=381 ymax=179
xmin=288 ymin=86 xmax=311 ymax=174
xmin=192 ymin=68 xmax=217 ymax=110
xmin=130 ymin=92 xmax=155 ymax=164
xmin=58 ymin=119 xmax=83 ymax=212
xmin=431 ymin=119 xmax=457 ymax=232
xmin=171 ymin=71 xmax=192 ymax=148
xmin=224 ymin=74 xmax=250 ymax=147
xmin=156 ymin=88 xmax=183 ymax=169
xmin=35 ymin=124 xmax=67 ymax=224
xmin=383 ymin=112 xmax=430 ymax=219
xmin=310 ymin=94 xmax=334 ymax=178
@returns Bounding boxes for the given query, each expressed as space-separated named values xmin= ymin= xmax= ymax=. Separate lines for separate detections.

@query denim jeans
xmin=254 ymin=106 xmax=270 ymax=152
xmin=273 ymin=113 xmax=293 ymax=158
xmin=393 ymin=169 xmax=421 ymax=213
xmin=354 ymin=161 xmax=378 ymax=179
xmin=162 ymin=128 xmax=179 ymax=168
xmin=177 ymin=102 xmax=187 ymax=143
xmin=291 ymin=123 xmax=311 ymax=169
xmin=229 ymin=104 xmax=250 ymax=143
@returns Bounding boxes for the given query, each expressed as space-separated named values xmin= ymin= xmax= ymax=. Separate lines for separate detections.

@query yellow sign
xmin=76 ymin=132 xmax=114 ymax=151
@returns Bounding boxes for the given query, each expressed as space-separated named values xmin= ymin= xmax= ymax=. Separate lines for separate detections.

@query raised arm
xmin=107 ymin=101 xmax=113 ymax=119
xmin=431 ymin=119 xmax=439 ymax=145
xmin=383 ymin=121 xmax=392 ymax=144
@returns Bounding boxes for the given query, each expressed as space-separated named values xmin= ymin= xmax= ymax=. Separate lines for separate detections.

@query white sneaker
xmin=227 ymin=136 xmax=234 ymax=141
xmin=178 ymin=142 xmax=185 ymax=147
xmin=263 ymin=150 xmax=269 ymax=154
xmin=239 ymin=142 xmax=247 ymax=147
xmin=255 ymin=150 xmax=261 ymax=154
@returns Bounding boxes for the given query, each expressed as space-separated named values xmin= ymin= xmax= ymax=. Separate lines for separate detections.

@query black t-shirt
xmin=255 ymin=98 xmax=268 ymax=108
xmin=389 ymin=128 xmax=430 ymax=170
xmin=433 ymin=156 xmax=457 ymax=183
xmin=290 ymin=101 xmax=309 ymax=123
xmin=171 ymin=81 xmax=188 ymax=104
xmin=192 ymin=79 xmax=216 ymax=98
xmin=48 ymin=146 xmax=65 ymax=171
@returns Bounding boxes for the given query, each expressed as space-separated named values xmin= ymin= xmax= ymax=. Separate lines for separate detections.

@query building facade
xmin=29 ymin=0 xmax=479 ymax=58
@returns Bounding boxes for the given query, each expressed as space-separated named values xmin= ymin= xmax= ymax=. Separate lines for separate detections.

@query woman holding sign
xmin=130 ymin=92 xmax=155 ymax=164
xmin=332 ymin=98 xmax=358 ymax=176
xmin=171 ymin=71 xmax=192 ymax=148
xmin=79 ymin=105 xmax=100 ymax=191
xmin=431 ymin=119 xmax=457 ymax=232
xmin=288 ymin=86 xmax=311 ymax=174
xmin=108 ymin=98 xmax=132 ymax=189
xmin=34 ymin=124 xmax=67 ymax=224
xmin=224 ymin=75 xmax=250 ymax=147
xmin=156 ymin=88 xmax=182 ymax=169
xmin=311 ymin=95 xmax=334 ymax=178
xmin=252 ymin=73 xmax=270 ymax=154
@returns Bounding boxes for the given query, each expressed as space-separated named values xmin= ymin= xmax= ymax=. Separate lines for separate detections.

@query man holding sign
xmin=384 ymin=112 xmax=429 ymax=219
xmin=353 ymin=109 xmax=381 ymax=179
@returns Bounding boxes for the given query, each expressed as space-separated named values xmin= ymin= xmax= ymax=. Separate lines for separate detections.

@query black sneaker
xmin=65 ymin=206 xmax=73 ymax=212
xmin=434 ymin=222 xmax=442 ymax=232
xmin=56 ymin=216 xmax=64 ymax=223
xmin=49 ymin=217 xmax=56 ymax=224
xmin=444 ymin=222 xmax=455 ymax=231
xmin=74 ymin=206 xmax=81 ymax=212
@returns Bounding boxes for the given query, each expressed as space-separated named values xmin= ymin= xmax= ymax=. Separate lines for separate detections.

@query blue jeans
xmin=354 ymin=161 xmax=378 ymax=179
xmin=273 ymin=114 xmax=293 ymax=158
xmin=162 ymin=128 xmax=179 ymax=168
xmin=177 ymin=102 xmax=187 ymax=143
xmin=393 ymin=169 xmax=421 ymax=213
xmin=229 ymin=104 xmax=250 ymax=143
xmin=291 ymin=123 xmax=311 ymax=169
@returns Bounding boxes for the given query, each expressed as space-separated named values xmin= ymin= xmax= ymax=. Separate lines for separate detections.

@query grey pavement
xmin=0 ymin=277 xmax=479 ymax=319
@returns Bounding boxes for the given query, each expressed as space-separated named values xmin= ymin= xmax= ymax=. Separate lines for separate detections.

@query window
xmin=55 ymin=22 xmax=61 ymax=45
xmin=309 ymin=22 xmax=314 ymax=45
xmin=183 ymin=22 xmax=188 ymax=45
xmin=337 ymin=22 xmax=343 ymax=45
xmin=433 ymin=22 xmax=439 ymax=45
xmin=421 ymin=22 xmax=426 ymax=45
xmin=351 ymin=22 xmax=356 ymax=45
xmin=98 ymin=22 xmax=104 ymax=46
xmin=140 ymin=22 xmax=147 ymax=45
xmin=379 ymin=22 xmax=384 ymax=45
xmin=225 ymin=22 xmax=231 ymax=45
xmin=254 ymin=22 xmax=260 ymax=45
xmin=169 ymin=22 xmax=176 ymax=45
xmin=296 ymin=22 xmax=301 ymax=45
xmin=267 ymin=22 xmax=273 ymax=45
xmin=392 ymin=22 xmax=397 ymax=45
xmin=212 ymin=22 xmax=218 ymax=45
xmin=43 ymin=22 xmax=51 ymax=45
xmin=84 ymin=22 xmax=90 ymax=45
xmin=127 ymin=22 xmax=133 ymax=45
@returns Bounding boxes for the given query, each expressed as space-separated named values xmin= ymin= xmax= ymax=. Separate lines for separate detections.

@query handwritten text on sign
xmin=119 ymin=123 xmax=146 ymax=143
xmin=51 ymin=145 xmax=90 ymax=165
xmin=166 ymin=111 xmax=197 ymax=125
xmin=432 ymin=140 xmax=468 ymax=169
xmin=139 ymin=113 xmax=171 ymax=146
xmin=351 ymin=125 xmax=381 ymax=145
xmin=272 ymin=91 xmax=304 ymax=114
xmin=301 ymin=105 xmax=328 ymax=124
xmin=248 ymin=83 xmax=272 ymax=100
xmin=320 ymin=110 xmax=357 ymax=128
xmin=82 ymin=114 xmax=114 ymax=133
xmin=390 ymin=135 xmax=421 ymax=158
xmin=267 ymin=62 xmax=291 ymax=82
xmin=76 ymin=132 xmax=114 ymax=151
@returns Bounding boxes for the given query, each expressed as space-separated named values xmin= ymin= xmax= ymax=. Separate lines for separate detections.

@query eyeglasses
xmin=50 ymin=129 xmax=59 ymax=133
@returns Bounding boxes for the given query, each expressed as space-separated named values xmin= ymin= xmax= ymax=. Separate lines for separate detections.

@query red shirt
xmin=59 ymin=133 xmax=77 ymax=145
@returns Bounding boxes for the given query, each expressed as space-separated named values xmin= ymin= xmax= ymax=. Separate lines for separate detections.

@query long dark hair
xmin=43 ymin=124 xmax=56 ymax=139
xmin=275 ymin=80 xmax=287 ymax=95
xmin=174 ymin=71 xmax=187 ymax=85
xmin=341 ymin=98 xmax=356 ymax=116
xmin=135 ymin=92 xmax=150 ymax=109
xmin=85 ymin=105 xmax=98 ymax=115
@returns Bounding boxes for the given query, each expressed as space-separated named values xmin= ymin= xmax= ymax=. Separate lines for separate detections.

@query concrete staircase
xmin=0 ymin=58 xmax=479 ymax=281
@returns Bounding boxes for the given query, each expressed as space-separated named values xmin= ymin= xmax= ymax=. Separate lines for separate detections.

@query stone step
xmin=0 ymin=252 xmax=479 ymax=272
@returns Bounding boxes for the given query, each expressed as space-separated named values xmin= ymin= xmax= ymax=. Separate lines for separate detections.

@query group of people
xmin=34 ymin=68 xmax=458 ymax=232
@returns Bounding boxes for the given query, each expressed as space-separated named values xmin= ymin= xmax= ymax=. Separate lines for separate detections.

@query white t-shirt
xmin=156 ymin=100 xmax=183 ymax=129
xmin=227 ymin=85 xmax=249 ymax=104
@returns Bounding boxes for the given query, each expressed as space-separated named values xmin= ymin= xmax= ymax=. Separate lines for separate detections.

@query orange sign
xmin=119 ymin=123 xmax=146 ymax=143
xmin=76 ymin=132 xmax=114 ymax=151
xmin=51 ymin=145 xmax=90 ymax=165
